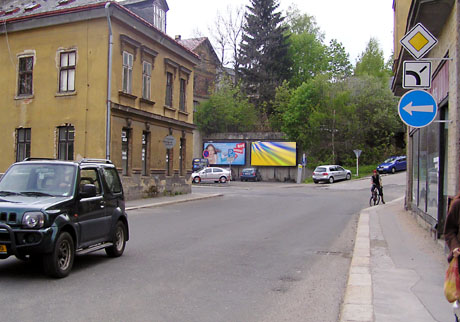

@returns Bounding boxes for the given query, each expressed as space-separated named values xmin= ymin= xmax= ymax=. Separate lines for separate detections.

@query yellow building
xmin=0 ymin=0 xmax=199 ymax=199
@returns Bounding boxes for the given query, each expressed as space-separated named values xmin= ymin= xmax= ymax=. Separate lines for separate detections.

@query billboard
xmin=203 ymin=142 xmax=246 ymax=165
xmin=251 ymin=142 xmax=297 ymax=166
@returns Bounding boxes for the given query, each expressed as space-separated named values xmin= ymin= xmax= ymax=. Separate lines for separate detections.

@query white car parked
xmin=192 ymin=167 xmax=231 ymax=184
xmin=312 ymin=165 xmax=352 ymax=184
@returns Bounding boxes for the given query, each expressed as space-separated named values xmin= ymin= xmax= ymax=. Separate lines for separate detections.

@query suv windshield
xmin=0 ymin=163 xmax=77 ymax=197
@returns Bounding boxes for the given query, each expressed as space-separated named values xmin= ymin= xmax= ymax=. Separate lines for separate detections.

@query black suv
xmin=0 ymin=158 xmax=129 ymax=278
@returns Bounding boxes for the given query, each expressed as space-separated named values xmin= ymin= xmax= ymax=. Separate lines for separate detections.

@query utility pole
xmin=332 ymin=109 xmax=336 ymax=163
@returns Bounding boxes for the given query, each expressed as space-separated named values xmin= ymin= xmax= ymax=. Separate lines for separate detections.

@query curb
xmin=126 ymin=193 xmax=224 ymax=211
xmin=339 ymin=197 xmax=405 ymax=322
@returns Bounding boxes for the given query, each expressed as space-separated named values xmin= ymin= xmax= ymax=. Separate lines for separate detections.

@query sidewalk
xmin=340 ymin=197 xmax=453 ymax=322
xmin=125 ymin=192 xmax=223 ymax=211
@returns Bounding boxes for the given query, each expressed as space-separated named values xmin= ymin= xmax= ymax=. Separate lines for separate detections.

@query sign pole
xmin=356 ymin=156 xmax=359 ymax=177
xmin=353 ymin=149 xmax=362 ymax=177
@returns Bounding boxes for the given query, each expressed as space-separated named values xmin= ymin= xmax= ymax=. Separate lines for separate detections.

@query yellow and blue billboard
xmin=251 ymin=142 xmax=297 ymax=166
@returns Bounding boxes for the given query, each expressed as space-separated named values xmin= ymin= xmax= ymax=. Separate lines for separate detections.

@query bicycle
xmin=369 ymin=187 xmax=381 ymax=206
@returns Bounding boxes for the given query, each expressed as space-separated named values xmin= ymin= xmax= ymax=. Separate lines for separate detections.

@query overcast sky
xmin=166 ymin=0 xmax=394 ymax=64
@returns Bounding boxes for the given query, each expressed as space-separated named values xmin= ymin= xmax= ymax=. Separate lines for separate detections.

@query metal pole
xmin=356 ymin=156 xmax=359 ymax=177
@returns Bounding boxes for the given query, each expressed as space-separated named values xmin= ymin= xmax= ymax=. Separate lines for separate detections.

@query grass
xmin=304 ymin=164 xmax=378 ymax=184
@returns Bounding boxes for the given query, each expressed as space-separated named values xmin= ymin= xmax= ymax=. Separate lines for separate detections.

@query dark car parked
xmin=0 ymin=158 xmax=129 ymax=278
xmin=240 ymin=168 xmax=262 ymax=182
xmin=377 ymin=156 xmax=407 ymax=174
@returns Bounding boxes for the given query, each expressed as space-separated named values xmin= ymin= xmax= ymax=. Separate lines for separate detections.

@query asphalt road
xmin=0 ymin=173 xmax=405 ymax=322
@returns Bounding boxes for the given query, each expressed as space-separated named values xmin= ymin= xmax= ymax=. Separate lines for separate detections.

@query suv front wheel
xmin=106 ymin=221 xmax=127 ymax=257
xmin=43 ymin=232 xmax=75 ymax=278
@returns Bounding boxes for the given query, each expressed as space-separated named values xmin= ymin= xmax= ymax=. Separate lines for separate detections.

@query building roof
xmin=178 ymin=37 xmax=221 ymax=66
xmin=0 ymin=0 xmax=199 ymax=63
xmin=120 ymin=0 xmax=168 ymax=11
xmin=178 ymin=37 xmax=208 ymax=51
xmin=0 ymin=0 xmax=107 ymax=20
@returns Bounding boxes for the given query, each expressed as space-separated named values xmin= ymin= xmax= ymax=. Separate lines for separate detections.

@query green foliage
xmin=283 ymin=7 xmax=352 ymax=87
xmin=194 ymin=80 xmax=258 ymax=135
xmin=284 ymin=7 xmax=328 ymax=87
xmin=273 ymin=72 xmax=404 ymax=165
xmin=354 ymin=38 xmax=392 ymax=81
xmin=213 ymin=7 xmax=403 ymax=167
xmin=326 ymin=39 xmax=353 ymax=81
xmin=238 ymin=0 xmax=291 ymax=116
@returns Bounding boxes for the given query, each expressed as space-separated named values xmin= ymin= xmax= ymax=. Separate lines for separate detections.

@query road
xmin=0 ymin=172 xmax=405 ymax=322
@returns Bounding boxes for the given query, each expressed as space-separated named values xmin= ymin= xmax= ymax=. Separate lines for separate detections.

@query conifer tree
xmin=238 ymin=0 xmax=291 ymax=116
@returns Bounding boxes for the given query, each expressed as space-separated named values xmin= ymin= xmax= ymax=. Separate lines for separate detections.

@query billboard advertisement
xmin=203 ymin=142 xmax=246 ymax=165
xmin=251 ymin=142 xmax=297 ymax=166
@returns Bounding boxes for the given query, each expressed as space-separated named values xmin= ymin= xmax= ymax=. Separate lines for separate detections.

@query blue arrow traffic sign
xmin=398 ymin=90 xmax=438 ymax=128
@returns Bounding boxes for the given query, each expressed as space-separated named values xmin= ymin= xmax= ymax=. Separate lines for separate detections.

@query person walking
xmin=371 ymin=169 xmax=385 ymax=204
xmin=444 ymin=193 xmax=460 ymax=321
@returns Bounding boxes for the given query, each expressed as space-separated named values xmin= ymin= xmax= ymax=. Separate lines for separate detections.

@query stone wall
xmin=121 ymin=172 xmax=192 ymax=201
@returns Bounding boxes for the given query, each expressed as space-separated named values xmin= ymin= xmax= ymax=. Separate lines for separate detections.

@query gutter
xmin=105 ymin=2 xmax=113 ymax=160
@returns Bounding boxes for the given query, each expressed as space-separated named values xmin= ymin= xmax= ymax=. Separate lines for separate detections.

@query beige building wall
xmin=0 ymin=19 xmax=109 ymax=168
xmin=393 ymin=0 xmax=411 ymax=62
xmin=0 ymin=4 xmax=198 ymax=199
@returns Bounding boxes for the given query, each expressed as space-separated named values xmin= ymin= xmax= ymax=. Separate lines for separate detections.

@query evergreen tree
xmin=238 ymin=0 xmax=291 ymax=116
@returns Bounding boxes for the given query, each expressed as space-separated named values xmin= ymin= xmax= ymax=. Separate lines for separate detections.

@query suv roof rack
xmin=79 ymin=158 xmax=113 ymax=164
xmin=23 ymin=157 xmax=57 ymax=161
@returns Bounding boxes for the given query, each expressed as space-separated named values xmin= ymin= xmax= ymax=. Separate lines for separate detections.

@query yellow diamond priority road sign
xmin=400 ymin=23 xmax=437 ymax=60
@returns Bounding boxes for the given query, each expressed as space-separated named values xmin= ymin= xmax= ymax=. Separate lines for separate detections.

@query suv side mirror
xmin=80 ymin=184 xmax=97 ymax=198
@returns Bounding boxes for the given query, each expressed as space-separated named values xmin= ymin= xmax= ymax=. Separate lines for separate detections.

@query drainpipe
xmin=105 ymin=2 xmax=113 ymax=160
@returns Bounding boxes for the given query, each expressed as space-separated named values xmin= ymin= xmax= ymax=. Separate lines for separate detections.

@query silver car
xmin=192 ymin=167 xmax=231 ymax=184
xmin=312 ymin=165 xmax=352 ymax=184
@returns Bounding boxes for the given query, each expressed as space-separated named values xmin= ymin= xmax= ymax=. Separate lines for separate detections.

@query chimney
xmin=175 ymin=35 xmax=181 ymax=41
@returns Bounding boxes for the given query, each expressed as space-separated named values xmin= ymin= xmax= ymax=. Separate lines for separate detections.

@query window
xmin=102 ymin=168 xmax=122 ymax=194
xmin=59 ymin=51 xmax=76 ymax=92
xmin=153 ymin=3 xmax=166 ymax=32
xmin=142 ymin=132 xmax=149 ymax=176
xmin=122 ymin=52 xmax=133 ymax=94
xmin=80 ymin=169 xmax=101 ymax=195
xmin=142 ymin=61 xmax=152 ymax=100
xmin=16 ymin=128 xmax=31 ymax=162
xmin=18 ymin=56 xmax=33 ymax=96
xmin=58 ymin=125 xmax=74 ymax=160
xmin=122 ymin=129 xmax=130 ymax=176
xmin=179 ymin=78 xmax=186 ymax=111
xmin=165 ymin=72 xmax=173 ymax=106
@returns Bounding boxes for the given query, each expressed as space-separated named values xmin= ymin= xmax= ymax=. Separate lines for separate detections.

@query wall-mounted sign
xmin=403 ymin=61 xmax=431 ymax=89
xmin=398 ymin=90 xmax=438 ymax=128
xmin=163 ymin=135 xmax=176 ymax=149
xmin=400 ymin=23 xmax=437 ymax=60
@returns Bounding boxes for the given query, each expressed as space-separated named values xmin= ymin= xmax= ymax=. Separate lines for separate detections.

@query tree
xmin=274 ymin=73 xmax=403 ymax=165
xmin=284 ymin=7 xmax=328 ymax=88
xmin=354 ymin=38 xmax=392 ymax=81
xmin=194 ymin=78 xmax=258 ymax=135
xmin=208 ymin=5 xmax=245 ymax=73
xmin=326 ymin=39 xmax=353 ymax=81
xmin=238 ymin=0 xmax=291 ymax=116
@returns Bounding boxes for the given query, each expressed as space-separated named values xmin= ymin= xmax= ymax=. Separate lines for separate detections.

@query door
xmin=336 ymin=166 xmax=346 ymax=180
xmin=202 ymin=168 xmax=213 ymax=182
xmin=77 ymin=168 xmax=111 ymax=244
xmin=212 ymin=168 xmax=224 ymax=181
